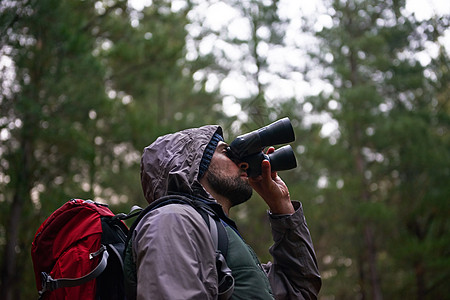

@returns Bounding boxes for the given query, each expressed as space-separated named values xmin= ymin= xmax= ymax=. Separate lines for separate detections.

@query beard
xmin=205 ymin=163 xmax=253 ymax=207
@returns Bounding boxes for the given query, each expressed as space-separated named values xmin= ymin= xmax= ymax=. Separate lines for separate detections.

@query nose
xmin=238 ymin=162 xmax=249 ymax=171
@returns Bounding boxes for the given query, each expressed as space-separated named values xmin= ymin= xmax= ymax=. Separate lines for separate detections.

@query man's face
xmin=204 ymin=141 xmax=253 ymax=206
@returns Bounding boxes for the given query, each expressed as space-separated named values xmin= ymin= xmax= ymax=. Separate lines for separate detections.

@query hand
xmin=248 ymin=147 xmax=295 ymax=214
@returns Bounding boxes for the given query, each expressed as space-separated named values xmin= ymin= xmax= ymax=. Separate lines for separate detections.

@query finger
xmin=266 ymin=146 xmax=275 ymax=154
xmin=271 ymin=170 xmax=278 ymax=180
xmin=261 ymin=159 xmax=272 ymax=182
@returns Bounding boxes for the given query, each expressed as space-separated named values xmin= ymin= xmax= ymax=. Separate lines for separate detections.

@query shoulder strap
xmin=206 ymin=214 xmax=234 ymax=300
xmin=125 ymin=195 xmax=190 ymax=248
xmin=112 ymin=205 xmax=143 ymax=221
xmin=126 ymin=195 xmax=229 ymax=256
xmin=190 ymin=201 xmax=229 ymax=258
xmin=126 ymin=194 xmax=233 ymax=299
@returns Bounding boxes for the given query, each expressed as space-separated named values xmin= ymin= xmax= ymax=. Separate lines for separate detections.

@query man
xmin=132 ymin=125 xmax=321 ymax=299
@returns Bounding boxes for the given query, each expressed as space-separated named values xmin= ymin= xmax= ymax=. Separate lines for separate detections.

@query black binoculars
xmin=226 ymin=117 xmax=297 ymax=177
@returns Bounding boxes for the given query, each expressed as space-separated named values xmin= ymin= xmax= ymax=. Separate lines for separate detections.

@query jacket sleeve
xmin=263 ymin=201 xmax=322 ymax=300
xmin=133 ymin=204 xmax=218 ymax=300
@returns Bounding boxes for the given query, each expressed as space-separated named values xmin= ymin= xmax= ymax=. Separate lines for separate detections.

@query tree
xmin=187 ymin=0 xmax=312 ymax=259
xmin=0 ymin=0 xmax=226 ymax=298
xmin=305 ymin=0 xmax=449 ymax=298
xmin=0 ymin=1 xmax=120 ymax=298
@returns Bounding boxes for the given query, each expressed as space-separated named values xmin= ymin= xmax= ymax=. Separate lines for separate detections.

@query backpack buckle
xmin=40 ymin=272 xmax=58 ymax=293
xmin=89 ymin=244 xmax=106 ymax=260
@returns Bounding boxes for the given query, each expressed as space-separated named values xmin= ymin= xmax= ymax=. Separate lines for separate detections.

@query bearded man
xmin=128 ymin=125 xmax=321 ymax=300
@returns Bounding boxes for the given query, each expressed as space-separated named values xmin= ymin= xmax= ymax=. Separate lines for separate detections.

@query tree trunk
xmin=349 ymin=41 xmax=383 ymax=300
xmin=354 ymin=147 xmax=383 ymax=300
xmin=414 ymin=261 xmax=426 ymax=300
xmin=364 ymin=225 xmax=383 ymax=300
xmin=358 ymin=253 xmax=367 ymax=300
xmin=0 ymin=137 xmax=32 ymax=300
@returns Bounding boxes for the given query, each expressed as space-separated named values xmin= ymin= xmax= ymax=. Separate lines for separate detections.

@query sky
xmin=129 ymin=0 xmax=450 ymax=20
xmin=406 ymin=0 xmax=450 ymax=20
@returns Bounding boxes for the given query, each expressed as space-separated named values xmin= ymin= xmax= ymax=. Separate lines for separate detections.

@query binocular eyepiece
xmin=226 ymin=117 xmax=297 ymax=177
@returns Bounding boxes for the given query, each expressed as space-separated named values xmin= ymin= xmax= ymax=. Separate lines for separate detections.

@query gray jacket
xmin=134 ymin=125 xmax=321 ymax=299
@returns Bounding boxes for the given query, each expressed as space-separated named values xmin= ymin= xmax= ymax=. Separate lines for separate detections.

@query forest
xmin=0 ymin=0 xmax=449 ymax=299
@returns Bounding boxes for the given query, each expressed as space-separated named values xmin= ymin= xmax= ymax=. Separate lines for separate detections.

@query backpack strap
xmin=124 ymin=194 xmax=234 ymax=300
xmin=189 ymin=199 xmax=229 ymax=258
xmin=208 ymin=214 xmax=219 ymax=250
xmin=196 ymin=205 xmax=234 ymax=299
xmin=125 ymin=195 xmax=229 ymax=255
xmin=206 ymin=214 xmax=234 ymax=300
xmin=39 ymin=245 xmax=109 ymax=297
xmin=112 ymin=205 xmax=143 ymax=221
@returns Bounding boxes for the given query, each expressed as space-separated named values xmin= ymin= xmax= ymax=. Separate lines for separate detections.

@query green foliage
xmin=0 ymin=0 xmax=448 ymax=299
xmin=0 ymin=0 xmax=225 ymax=298
xmin=303 ymin=0 xmax=450 ymax=299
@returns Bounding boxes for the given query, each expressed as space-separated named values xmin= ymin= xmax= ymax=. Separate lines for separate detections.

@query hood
xmin=141 ymin=125 xmax=223 ymax=204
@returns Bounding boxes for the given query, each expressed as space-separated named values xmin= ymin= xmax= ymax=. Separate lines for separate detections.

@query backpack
xmin=123 ymin=194 xmax=235 ymax=300
xmin=31 ymin=199 xmax=140 ymax=300
xmin=31 ymin=196 xmax=234 ymax=300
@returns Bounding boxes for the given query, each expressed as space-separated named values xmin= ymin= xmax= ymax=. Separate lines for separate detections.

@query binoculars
xmin=226 ymin=117 xmax=297 ymax=177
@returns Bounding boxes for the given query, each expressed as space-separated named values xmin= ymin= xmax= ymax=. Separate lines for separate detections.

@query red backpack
xmin=31 ymin=199 xmax=137 ymax=300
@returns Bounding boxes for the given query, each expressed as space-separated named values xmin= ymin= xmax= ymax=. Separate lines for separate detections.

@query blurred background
xmin=0 ymin=0 xmax=448 ymax=299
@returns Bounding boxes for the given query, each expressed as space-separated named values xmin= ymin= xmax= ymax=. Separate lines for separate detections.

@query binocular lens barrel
xmin=268 ymin=145 xmax=297 ymax=173
xmin=229 ymin=117 xmax=295 ymax=159
xmin=258 ymin=118 xmax=295 ymax=148
xmin=227 ymin=117 xmax=298 ymax=177
xmin=243 ymin=145 xmax=297 ymax=177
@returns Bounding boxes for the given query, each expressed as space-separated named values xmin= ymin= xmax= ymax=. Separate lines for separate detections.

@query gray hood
xmin=141 ymin=125 xmax=223 ymax=204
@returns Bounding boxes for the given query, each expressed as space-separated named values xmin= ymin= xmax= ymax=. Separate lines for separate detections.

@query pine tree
xmin=305 ymin=0 xmax=449 ymax=298
xmin=0 ymin=0 xmax=225 ymax=298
